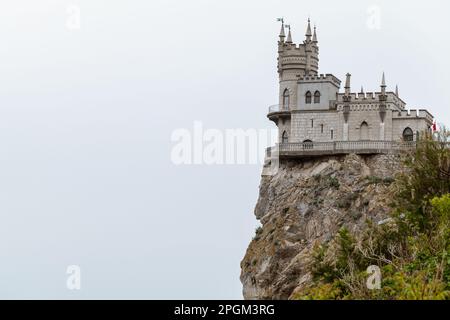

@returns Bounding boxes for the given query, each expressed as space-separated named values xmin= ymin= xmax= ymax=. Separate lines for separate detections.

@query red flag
xmin=432 ymin=121 xmax=438 ymax=132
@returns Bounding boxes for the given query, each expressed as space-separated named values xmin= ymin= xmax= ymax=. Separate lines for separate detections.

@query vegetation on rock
xmin=292 ymin=130 xmax=450 ymax=300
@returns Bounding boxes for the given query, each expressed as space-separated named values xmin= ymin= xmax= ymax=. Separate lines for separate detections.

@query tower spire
xmin=379 ymin=72 xmax=387 ymax=123
xmin=381 ymin=72 xmax=386 ymax=95
xmin=305 ymin=18 xmax=312 ymax=41
xmin=286 ymin=24 xmax=292 ymax=43
xmin=395 ymin=84 xmax=399 ymax=96
xmin=345 ymin=73 xmax=351 ymax=95
xmin=277 ymin=18 xmax=285 ymax=42
xmin=312 ymin=25 xmax=318 ymax=43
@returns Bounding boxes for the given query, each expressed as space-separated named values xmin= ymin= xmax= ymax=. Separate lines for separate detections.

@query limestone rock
xmin=240 ymin=154 xmax=402 ymax=300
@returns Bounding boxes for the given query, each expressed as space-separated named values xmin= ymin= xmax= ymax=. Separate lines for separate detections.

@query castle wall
xmin=297 ymin=81 xmax=339 ymax=110
xmin=392 ymin=116 xmax=430 ymax=141
xmin=278 ymin=118 xmax=291 ymax=143
xmin=279 ymin=79 xmax=298 ymax=110
xmin=345 ymin=110 xmax=392 ymax=141
xmin=290 ymin=111 xmax=341 ymax=143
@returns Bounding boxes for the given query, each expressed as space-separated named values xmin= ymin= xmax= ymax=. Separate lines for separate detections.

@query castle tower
xmin=277 ymin=19 xmax=319 ymax=111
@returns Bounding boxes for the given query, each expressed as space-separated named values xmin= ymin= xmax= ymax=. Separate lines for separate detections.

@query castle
xmin=267 ymin=19 xmax=434 ymax=158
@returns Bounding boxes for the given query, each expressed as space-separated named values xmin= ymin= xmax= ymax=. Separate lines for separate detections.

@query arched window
xmin=403 ymin=127 xmax=414 ymax=142
xmin=305 ymin=91 xmax=312 ymax=104
xmin=282 ymin=89 xmax=290 ymax=110
xmin=282 ymin=131 xmax=288 ymax=144
xmin=314 ymin=91 xmax=321 ymax=103
xmin=302 ymin=139 xmax=313 ymax=150
xmin=360 ymin=121 xmax=369 ymax=140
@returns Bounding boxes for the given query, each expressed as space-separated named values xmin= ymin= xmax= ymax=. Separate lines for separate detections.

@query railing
xmin=268 ymin=104 xmax=289 ymax=113
xmin=267 ymin=140 xmax=419 ymax=157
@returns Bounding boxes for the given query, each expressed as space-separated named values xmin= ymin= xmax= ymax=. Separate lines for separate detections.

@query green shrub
xmin=293 ymin=129 xmax=450 ymax=300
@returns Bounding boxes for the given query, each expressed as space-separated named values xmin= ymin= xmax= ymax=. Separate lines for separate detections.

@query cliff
xmin=240 ymin=154 xmax=403 ymax=300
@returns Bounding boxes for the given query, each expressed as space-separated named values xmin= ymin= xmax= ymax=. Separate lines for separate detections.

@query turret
xmin=277 ymin=19 xmax=320 ymax=110
xmin=343 ymin=73 xmax=351 ymax=123
xmin=379 ymin=72 xmax=387 ymax=123
xmin=344 ymin=73 xmax=351 ymax=96
xmin=305 ymin=18 xmax=312 ymax=42
xmin=381 ymin=72 xmax=386 ymax=96
xmin=304 ymin=19 xmax=319 ymax=75
xmin=286 ymin=25 xmax=292 ymax=43
xmin=279 ymin=21 xmax=285 ymax=43
xmin=312 ymin=25 xmax=318 ymax=43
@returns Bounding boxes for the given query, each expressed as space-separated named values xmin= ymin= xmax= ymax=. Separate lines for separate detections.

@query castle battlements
xmin=298 ymin=73 xmax=341 ymax=86
xmin=337 ymin=92 xmax=395 ymax=101
xmin=266 ymin=19 xmax=434 ymax=160
xmin=281 ymin=43 xmax=307 ymax=53
xmin=336 ymin=91 xmax=406 ymax=109
xmin=393 ymin=109 xmax=434 ymax=122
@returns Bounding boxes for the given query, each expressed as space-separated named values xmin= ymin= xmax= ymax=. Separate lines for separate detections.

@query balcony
xmin=267 ymin=104 xmax=290 ymax=122
xmin=266 ymin=140 xmax=419 ymax=158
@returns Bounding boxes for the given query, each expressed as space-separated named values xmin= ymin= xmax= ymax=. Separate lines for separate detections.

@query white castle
xmin=267 ymin=19 xmax=434 ymax=158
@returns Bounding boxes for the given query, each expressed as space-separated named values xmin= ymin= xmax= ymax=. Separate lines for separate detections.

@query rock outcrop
xmin=240 ymin=154 xmax=403 ymax=299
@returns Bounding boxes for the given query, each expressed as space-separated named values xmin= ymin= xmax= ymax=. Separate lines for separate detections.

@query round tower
xmin=277 ymin=19 xmax=319 ymax=110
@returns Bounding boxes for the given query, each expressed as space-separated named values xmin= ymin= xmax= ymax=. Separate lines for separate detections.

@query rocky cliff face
xmin=240 ymin=154 xmax=403 ymax=299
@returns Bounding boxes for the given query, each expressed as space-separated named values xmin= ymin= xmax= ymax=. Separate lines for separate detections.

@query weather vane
xmin=276 ymin=17 xmax=284 ymax=24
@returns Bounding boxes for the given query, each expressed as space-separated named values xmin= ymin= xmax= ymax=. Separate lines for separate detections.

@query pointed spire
xmin=312 ymin=25 xmax=318 ymax=43
xmin=305 ymin=18 xmax=312 ymax=41
xmin=286 ymin=25 xmax=292 ymax=43
xmin=345 ymin=73 xmax=351 ymax=95
xmin=279 ymin=19 xmax=285 ymax=42
xmin=395 ymin=85 xmax=399 ymax=96
xmin=360 ymin=86 xmax=364 ymax=93
xmin=381 ymin=72 xmax=386 ymax=95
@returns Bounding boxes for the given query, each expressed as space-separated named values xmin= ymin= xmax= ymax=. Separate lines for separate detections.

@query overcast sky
xmin=0 ymin=0 xmax=449 ymax=299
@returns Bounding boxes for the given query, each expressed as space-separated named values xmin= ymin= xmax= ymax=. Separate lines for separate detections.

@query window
xmin=403 ymin=127 xmax=414 ymax=142
xmin=282 ymin=89 xmax=290 ymax=110
xmin=282 ymin=131 xmax=288 ymax=144
xmin=311 ymin=119 xmax=314 ymax=128
xmin=331 ymin=129 xmax=334 ymax=140
xmin=305 ymin=91 xmax=312 ymax=104
xmin=314 ymin=91 xmax=321 ymax=103
xmin=302 ymin=139 xmax=313 ymax=150
xmin=360 ymin=121 xmax=369 ymax=140
xmin=321 ymin=124 xmax=324 ymax=133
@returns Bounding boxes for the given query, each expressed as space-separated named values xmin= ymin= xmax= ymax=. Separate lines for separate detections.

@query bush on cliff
xmin=292 ymin=129 xmax=450 ymax=300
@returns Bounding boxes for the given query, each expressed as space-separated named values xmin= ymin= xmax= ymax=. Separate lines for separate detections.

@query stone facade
xmin=269 ymin=20 xmax=434 ymax=146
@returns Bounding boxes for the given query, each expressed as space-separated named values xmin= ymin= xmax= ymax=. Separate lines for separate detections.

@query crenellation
xmin=418 ymin=109 xmax=434 ymax=122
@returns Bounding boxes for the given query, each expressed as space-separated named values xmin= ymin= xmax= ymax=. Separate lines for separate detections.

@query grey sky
xmin=0 ymin=0 xmax=449 ymax=299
